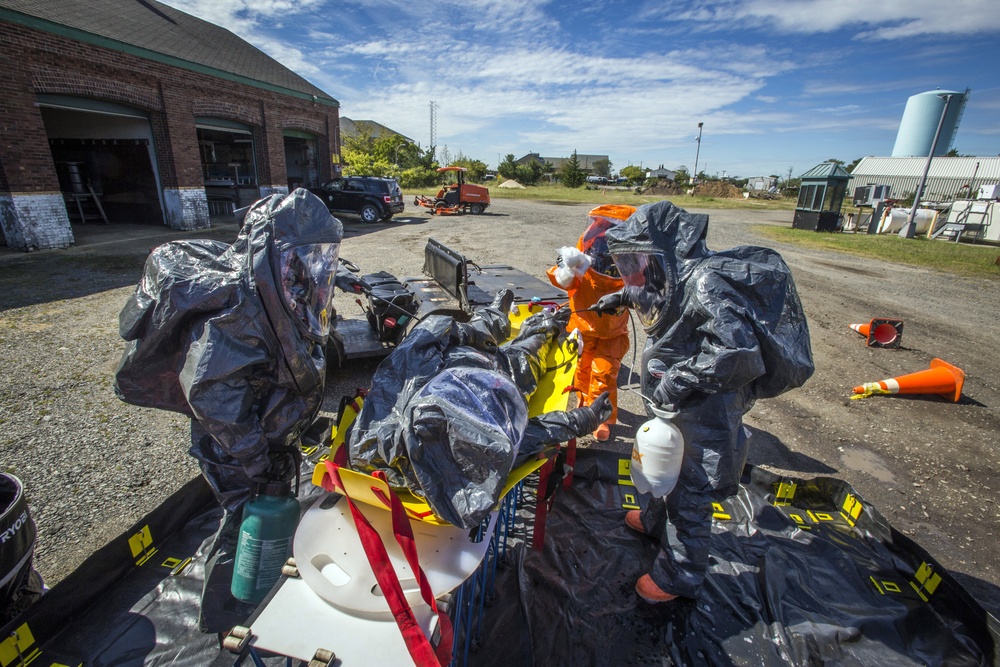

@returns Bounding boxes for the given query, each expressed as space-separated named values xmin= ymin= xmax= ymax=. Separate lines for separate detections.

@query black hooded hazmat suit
xmin=349 ymin=297 xmax=611 ymax=529
xmin=604 ymin=200 xmax=814 ymax=599
xmin=114 ymin=189 xmax=344 ymax=511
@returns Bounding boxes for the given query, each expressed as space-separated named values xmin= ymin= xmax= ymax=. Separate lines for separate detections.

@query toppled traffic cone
xmin=851 ymin=358 xmax=964 ymax=402
xmin=849 ymin=318 xmax=903 ymax=348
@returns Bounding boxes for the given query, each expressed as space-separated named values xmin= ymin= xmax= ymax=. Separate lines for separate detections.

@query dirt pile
xmin=640 ymin=179 xmax=686 ymax=196
xmin=692 ymin=181 xmax=744 ymax=198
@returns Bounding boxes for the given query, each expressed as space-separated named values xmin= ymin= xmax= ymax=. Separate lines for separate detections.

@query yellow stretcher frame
xmin=312 ymin=302 xmax=580 ymax=526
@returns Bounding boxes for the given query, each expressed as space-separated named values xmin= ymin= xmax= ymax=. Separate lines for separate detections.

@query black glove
xmin=591 ymin=291 xmax=624 ymax=315
xmin=552 ymin=305 xmax=571 ymax=329
xmin=452 ymin=322 xmax=499 ymax=353
xmin=335 ymin=269 xmax=369 ymax=294
xmin=652 ymin=376 xmax=689 ymax=412
xmin=568 ymin=391 xmax=612 ymax=434
xmin=589 ymin=391 xmax=612 ymax=424
xmin=491 ymin=288 xmax=514 ymax=313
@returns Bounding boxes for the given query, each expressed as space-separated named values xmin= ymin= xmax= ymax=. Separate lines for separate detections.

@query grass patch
xmin=410 ymin=184 xmax=796 ymax=211
xmin=753 ymin=225 xmax=1000 ymax=279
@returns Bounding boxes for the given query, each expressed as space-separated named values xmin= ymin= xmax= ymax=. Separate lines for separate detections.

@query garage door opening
xmin=197 ymin=122 xmax=259 ymax=217
xmin=284 ymin=131 xmax=320 ymax=191
xmin=40 ymin=99 xmax=165 ymax=226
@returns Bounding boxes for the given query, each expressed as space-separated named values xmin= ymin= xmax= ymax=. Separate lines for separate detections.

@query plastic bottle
xmin=230 ymin=479 xmax=300 ymax=604
xmin=630 ymin=405 xmax=685 ymax=497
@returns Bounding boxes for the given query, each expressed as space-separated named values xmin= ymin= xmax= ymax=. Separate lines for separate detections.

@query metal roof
xmin=847 ymin=156 xmax=1000 ymax=202
xmin=0 ymin=0 xmax=337 ymax=105
xmin=799 ymin=162 xmax=851 ymax=181
xmin=851 ymin=156 xmax=1000 ymax=180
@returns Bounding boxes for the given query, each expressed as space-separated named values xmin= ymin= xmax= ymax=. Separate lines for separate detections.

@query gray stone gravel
xmin=2 ymin=196 xmax=999 ymax=619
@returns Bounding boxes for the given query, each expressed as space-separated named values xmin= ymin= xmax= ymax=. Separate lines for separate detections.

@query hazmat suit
xmin=600 ymin=200 xmax=814 ymax=600
xmin=349 ymin=293 xmax=612 ymax=529
xmin=546 ymin=204 xmax=634 ymax=441
xmin=114 ymin=189 xmax=344 ymax=511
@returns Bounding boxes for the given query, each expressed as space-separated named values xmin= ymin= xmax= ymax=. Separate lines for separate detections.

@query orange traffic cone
xmin=849 ymin=318 xmax=903 ymax=348
xmin=851 ymin=358 xmax=964 ymax=402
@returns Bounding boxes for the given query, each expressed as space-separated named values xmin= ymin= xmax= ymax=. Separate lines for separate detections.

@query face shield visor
xmin=279 ymin=242 xmax=341 ymax=339
xmin=612 ymin=252 xmax=670 ymax=330
xmin=578 ymin=216 xmax=622 ymax=277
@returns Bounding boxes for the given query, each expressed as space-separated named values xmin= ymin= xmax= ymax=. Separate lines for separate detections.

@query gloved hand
xmin=552 ymin=304 xmax=571 ymax=330
xmin=491 ymin=288 xmax=515 ymax=313
xmin=568 ymin=391 xmax=612 ymax=434
xmin=335 ymin=269 xmax=369 ymax=294
xmin=591 ymin=291 xmax=625 ymax=315
xmin=589 ymin=391 xmax=612 ymax=424
xmin=652 ymin=376 xmax=689 ymax=412
xmin=452 ymin=322 xmax=499 ymax=353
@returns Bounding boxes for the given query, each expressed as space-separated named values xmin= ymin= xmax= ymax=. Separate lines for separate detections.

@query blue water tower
xmin=891 ymin=89 xmax=969 ymax=157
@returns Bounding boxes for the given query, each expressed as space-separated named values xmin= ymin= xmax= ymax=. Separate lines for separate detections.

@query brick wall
xmin=0 ymin=20 xmax=340 ymax=250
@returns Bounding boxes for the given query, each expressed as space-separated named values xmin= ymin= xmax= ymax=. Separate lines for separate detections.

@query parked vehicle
xmin=308 ymin=176 xmax=404 ymax=223
xmin=413 ymin=166 xmax=490 ymax=215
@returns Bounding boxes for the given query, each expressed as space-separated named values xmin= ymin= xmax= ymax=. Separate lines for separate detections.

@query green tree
xmin=515 ymin=160 xmax=546 ymax=185
xmin=497 ymin=154 xmax=518 ymax=180
xmin=845 ymin=157 xmax=863 ymax=173
xmin=592 ymin=158 xmax=612 ymax=178
xmin=619 ymin=165 xmax=646 ymax=187
xmin=451 ymin=152 xmax=489 ymax=182
xmin=560 ymin=150 xmax=586 ymax=188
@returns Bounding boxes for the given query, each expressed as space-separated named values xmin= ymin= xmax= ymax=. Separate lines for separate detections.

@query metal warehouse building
xmin=0 ymin=0 xmax=341 ymax=251
xmin=848 ymin=156 xmax=1000 ymax=204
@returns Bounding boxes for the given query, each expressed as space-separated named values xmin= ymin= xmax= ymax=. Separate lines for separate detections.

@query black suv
xmin=308 ymin=176 xmax=404 ymax=223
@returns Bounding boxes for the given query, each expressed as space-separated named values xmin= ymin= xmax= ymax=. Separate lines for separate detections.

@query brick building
xmin=0 ymin=0 xmax=340 ymax=251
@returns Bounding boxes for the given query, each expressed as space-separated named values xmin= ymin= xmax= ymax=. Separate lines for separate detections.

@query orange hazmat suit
xmin=546 ymin=204 xmax=634 ymax=426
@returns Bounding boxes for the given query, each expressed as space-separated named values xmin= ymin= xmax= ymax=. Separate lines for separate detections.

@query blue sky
xmin=161 ymin=0 xmax=1000 ymax=179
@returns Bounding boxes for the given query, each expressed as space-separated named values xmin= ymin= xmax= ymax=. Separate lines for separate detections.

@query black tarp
xmin=1 ymin=450 xmax=996 ymax=666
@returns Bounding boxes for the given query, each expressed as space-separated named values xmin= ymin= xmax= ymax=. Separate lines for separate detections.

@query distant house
xmin=646 ymin=165 xmax=677 ymax=180
xmin=340 ymin=117 xmax=415 ymax=144
xmin=747 ymin=176 xmax=778 ymax=191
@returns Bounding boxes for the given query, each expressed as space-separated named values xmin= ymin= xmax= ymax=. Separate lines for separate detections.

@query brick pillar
xmin=0 ymin=62 xmax=73 ymax=250
xmin=156 ymin=83 xmax=210 ymax=230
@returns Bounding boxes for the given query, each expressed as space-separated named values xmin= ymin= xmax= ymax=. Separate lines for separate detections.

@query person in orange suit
xmin=547 ymin=204 xmax=635 ymax=441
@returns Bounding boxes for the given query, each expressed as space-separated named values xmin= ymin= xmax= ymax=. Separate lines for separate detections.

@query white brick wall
xmin=162 ymin=188 xmax=211 ymax=231
xmin=0 ymin=193 xmax=74 ymax=251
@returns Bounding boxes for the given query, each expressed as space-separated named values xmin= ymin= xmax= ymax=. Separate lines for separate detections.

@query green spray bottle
xmin=230 ymin=478 xmax=300 ymax=604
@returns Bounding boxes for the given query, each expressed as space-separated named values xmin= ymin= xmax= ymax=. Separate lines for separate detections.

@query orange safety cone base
xmin=929 ymin=358 xmax=965 ymax=403
xmin=848 ymin=318 xmax=903 ymax=348
xmin=851 ymin=357 xmax=964 ymax=402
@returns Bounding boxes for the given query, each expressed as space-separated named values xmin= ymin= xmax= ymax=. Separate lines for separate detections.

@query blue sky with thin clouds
xmin=161 ymin=0 xmax=1000 ymax=179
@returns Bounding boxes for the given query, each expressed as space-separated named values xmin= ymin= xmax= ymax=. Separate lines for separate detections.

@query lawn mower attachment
xmin=413 ymin=166 xmax=490 ymax=215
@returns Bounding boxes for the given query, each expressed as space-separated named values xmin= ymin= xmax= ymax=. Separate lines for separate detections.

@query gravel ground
xmin=2 ymin=197 xmax=998 ymax=618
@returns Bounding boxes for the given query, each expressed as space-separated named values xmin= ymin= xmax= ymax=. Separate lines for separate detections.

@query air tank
xmin=891 ymin=89 xmax=968 ymax=157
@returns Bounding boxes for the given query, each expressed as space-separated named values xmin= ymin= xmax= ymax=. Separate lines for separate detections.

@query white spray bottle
xmin=631 ymin=360 xmax=685 ymax=496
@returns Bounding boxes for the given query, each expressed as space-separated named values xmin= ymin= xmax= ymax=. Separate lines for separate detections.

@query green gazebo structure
xmin=793 ymin=162 xmax=851 ymax=231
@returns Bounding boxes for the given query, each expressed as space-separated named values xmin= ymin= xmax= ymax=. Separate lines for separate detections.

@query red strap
xmin=321 ymin=460 xmax=453 ymax=666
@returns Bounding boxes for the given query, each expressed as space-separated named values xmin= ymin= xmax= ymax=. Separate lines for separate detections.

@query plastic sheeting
xmin=474 ymin=450 xmax=999 ymax=666
xmin=1 ymin=450 xmax=997 ymax=665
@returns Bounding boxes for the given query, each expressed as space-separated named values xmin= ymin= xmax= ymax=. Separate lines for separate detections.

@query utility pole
xmin=901 ymin=93 xmax=953 ymax=239
xmin=429 ymin=101 xmax=438 ymax=156
xmin=693 ymin=122 xmax=704 ymax=184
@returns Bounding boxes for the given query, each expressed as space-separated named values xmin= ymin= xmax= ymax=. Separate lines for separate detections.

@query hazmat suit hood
xmin=240 ymin=190 xmax=344 ymax=395
xmin=605 ymin=201 xmax=708 ymax=335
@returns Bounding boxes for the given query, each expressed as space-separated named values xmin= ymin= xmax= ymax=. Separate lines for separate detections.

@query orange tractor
xmin=413 ymin=166 xmax=490 ymax=215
